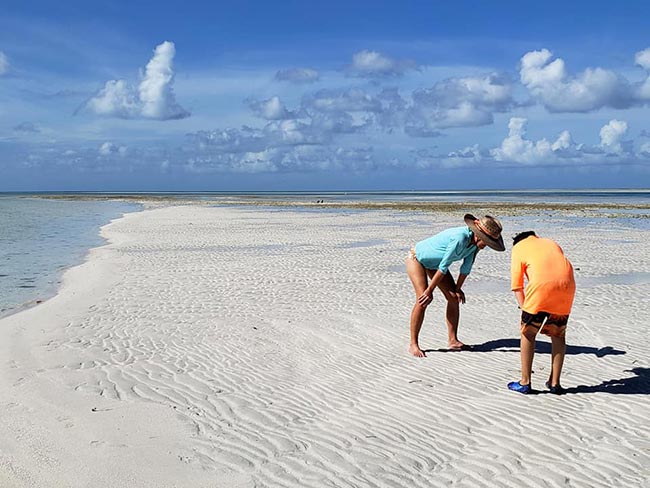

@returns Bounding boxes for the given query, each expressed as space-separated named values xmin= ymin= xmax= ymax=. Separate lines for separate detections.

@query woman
xmin=406 ymin=214 xmax=505 ymax=357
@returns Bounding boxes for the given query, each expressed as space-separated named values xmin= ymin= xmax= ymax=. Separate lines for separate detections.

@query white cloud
xmin=404 ymin=73 xmax=515 ymax=134
xmin=275 ymin=68 xmax=319 ymax=84
xmin=635 ymin=47 xmax=650 ymax=100
xmin=490 ymin=117 xmax=554 ymax=164
xmin=446 ymin=144 xmax=483 ymax=163
xmin=85 ymin=80 xmax=138 ymax=118
xmin=248 ymin=96 xmax=294 ymax=120
xmin=138 ymin=41 xmax=189 ymax=119
xmin=551 ymin=130 xmax=573 ymax=151
xmin=348 ymin=50 xmax=416 ymax=77
xmin=0 ymin=51 xmax=8 ymax=75
xmin=519 ymin=48 xmax=638 ymax=112
xmin=99 ymin=141 xmax=127 ymax=156
xmin=599 ymin=119 xmax=628 ymax=153
xmin=99 ymin=142 xmax=114 ymax=155
xmin=83 ymin=41 xmax=189 ymax=120
xmin=635 ymin=48 xmax=650 ymax=70
xmin=440 ymin=117 xmax=644 ymax=167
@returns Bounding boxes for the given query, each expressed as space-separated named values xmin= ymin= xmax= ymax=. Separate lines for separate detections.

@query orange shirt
xmin=511 ymin=236 xmax=576 ymax=315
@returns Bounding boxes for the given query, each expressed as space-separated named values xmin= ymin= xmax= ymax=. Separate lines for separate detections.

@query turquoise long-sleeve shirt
xmin=414 ymin=226 xmax=478 ymax=275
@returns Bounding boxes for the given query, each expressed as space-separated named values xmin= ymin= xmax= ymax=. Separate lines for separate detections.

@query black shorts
xmin=521 ymin=311 xmax=569 ymax=338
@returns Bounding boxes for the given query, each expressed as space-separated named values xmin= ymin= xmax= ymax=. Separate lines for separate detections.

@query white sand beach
xmin=0 ymin=204 xmax=649 ymax=487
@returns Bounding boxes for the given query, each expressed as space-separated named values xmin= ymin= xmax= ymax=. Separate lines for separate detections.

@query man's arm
xmin=513 ymin=289 xmax=525 ymax=308
xmin=511 ymin=246 xmax=526 ymax=309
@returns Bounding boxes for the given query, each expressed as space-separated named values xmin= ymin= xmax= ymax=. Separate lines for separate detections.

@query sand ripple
xmin=3 ymin=206 xmax=649 ymax=487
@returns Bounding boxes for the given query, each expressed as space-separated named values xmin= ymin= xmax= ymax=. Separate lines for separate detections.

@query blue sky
xmin=1 ymin=0 xmax=649 ymax=191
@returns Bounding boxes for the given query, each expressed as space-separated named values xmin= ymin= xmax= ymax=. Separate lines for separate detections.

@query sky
xmin=1 ymin=0 xmax=650 ymax=191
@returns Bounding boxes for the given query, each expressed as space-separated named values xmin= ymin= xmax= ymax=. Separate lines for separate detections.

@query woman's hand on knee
xmin=418 ymin=291 xmax=433 ymax=308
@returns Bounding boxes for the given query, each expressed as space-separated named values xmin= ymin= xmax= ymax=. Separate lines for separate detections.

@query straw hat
xmin=464 ymin=214 xmax=505 ymax=251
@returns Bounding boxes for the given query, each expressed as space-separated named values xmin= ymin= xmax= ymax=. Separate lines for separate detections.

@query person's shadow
xmin=470 ymin=338 xmax=626 ymax=357
xmin=561 ymin=368 xmax=650 ymax=395
xmin=455 ymin=339 xmax=647 ymax=395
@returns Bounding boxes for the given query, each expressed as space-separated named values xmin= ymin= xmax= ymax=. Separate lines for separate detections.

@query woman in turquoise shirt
xmin=406 ymin=214 xmax=505 ymax=357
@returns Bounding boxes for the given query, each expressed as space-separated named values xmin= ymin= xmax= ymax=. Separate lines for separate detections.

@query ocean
xmin=0 ymin=190 xmax=648 ymax=316
xmin=0 ymin=196 xmax=140 ymax=317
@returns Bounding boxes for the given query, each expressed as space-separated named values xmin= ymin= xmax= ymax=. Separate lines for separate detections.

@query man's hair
xmin=512 ymin=231 xmax=536 ymax=246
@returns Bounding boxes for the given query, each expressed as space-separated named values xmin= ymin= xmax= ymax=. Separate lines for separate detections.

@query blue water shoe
xmin=507 ymin=381 xmax=531 ymax=394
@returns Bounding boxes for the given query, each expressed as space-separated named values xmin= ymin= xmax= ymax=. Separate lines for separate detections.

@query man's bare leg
xmin=519 ymin=326 xmax=537 ymax=385
xmin=549 ymin=335 xmax=566 ymax=386
xmin=406 ymin=256 xmax=428 ymax=357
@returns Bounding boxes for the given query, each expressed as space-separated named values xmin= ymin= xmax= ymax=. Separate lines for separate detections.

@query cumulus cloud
xmin=635 ymin=47 xmax=650 ymax=100
xmin=0 ymin=51 xmax=8 ymax=75
xmin=635 ymin=48 xmax=650 ymax=70
xmin=98 ymin=142 xmax=113 ymax=156
xmin=177 ymin=110 xmax=382 ymax=173
xmin=248 ymin=96 xmax=295 ymax=120
xmin=248 ymin=73 xmax=515 ymax=143
xmin=348 ymin=50 xmax=417 ymax=77
xmin=404 ymin=73 xmax=515 ymax=134
xmin=82 ymin=41 xmax=189 ymax=120
xmin=85 ymin=80 xmax=138 ymax=118
xmin=599 ymin=119 xmax=628 ymax=153
xmin=438 ymin=117 xmax=643 ymax=167
xmin=188 ymin=118 xmax=327 ymax=155
xmin=640 ymin=142 xmax=650 ymax=156
xmin=300 ymin=88 xmax=381 ymax=133
xmin=490 ymin=118 xmax=551 ymax=164
xmin=275 ymin=68 xmax=320 ymax=84
xmin=445 ymin=144 xmax=483 ymax=164
xmin=99 ymin=142 xmax=127 ymax=156
xmin=518 ymin=48 xmax=649 ymax=112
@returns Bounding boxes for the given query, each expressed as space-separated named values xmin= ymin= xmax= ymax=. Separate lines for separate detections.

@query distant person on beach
xmin=508 ymin=231 xmax=576 ymax=395
xmin=406 ymin=214 xmax=505 ymax=357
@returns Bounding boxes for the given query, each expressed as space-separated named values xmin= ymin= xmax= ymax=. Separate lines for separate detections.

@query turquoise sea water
xmin=0 ymin=196 xmax=140 ymax=316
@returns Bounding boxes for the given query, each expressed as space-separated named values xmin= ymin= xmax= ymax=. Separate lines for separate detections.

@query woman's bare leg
xmin=406 ymin=256 xmax=428 ymax=357
xmin=437 ymin=273 xmax=463 ymax=348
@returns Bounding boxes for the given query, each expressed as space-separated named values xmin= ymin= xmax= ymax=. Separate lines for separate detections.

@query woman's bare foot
xmin=447 ymin=340 xmax=468 ymax=351
xmin=409 ymin=344 xmax=426 ymax=357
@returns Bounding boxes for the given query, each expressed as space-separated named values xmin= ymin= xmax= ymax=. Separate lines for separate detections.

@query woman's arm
xmin=418 ymin=269 xmax=448 ymax=307
xmin=454 ymin=273 xmax=468 ymax=303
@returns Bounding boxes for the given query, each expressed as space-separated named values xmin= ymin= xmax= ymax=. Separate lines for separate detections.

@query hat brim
xmin=464 ymin=214 xmax=505 ymax=252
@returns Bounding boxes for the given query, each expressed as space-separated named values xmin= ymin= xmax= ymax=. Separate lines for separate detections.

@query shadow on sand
xmin=561 ymin=367 xmax=650 ymax=395
xmin=425 ymin=340 xmax=647 ymax=395
xmin=468 ymin=338 xmax=626 ymax=357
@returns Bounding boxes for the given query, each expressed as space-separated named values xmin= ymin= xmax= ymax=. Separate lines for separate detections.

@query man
xmin=508 ymin=231 xmax=576 ymax=394
xmin=406 ymin=214 xmax=505 ymax=357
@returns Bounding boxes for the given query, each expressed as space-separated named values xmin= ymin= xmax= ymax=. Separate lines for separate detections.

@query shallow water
xmin=0 ymin=197 xmax=140 ymax=316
